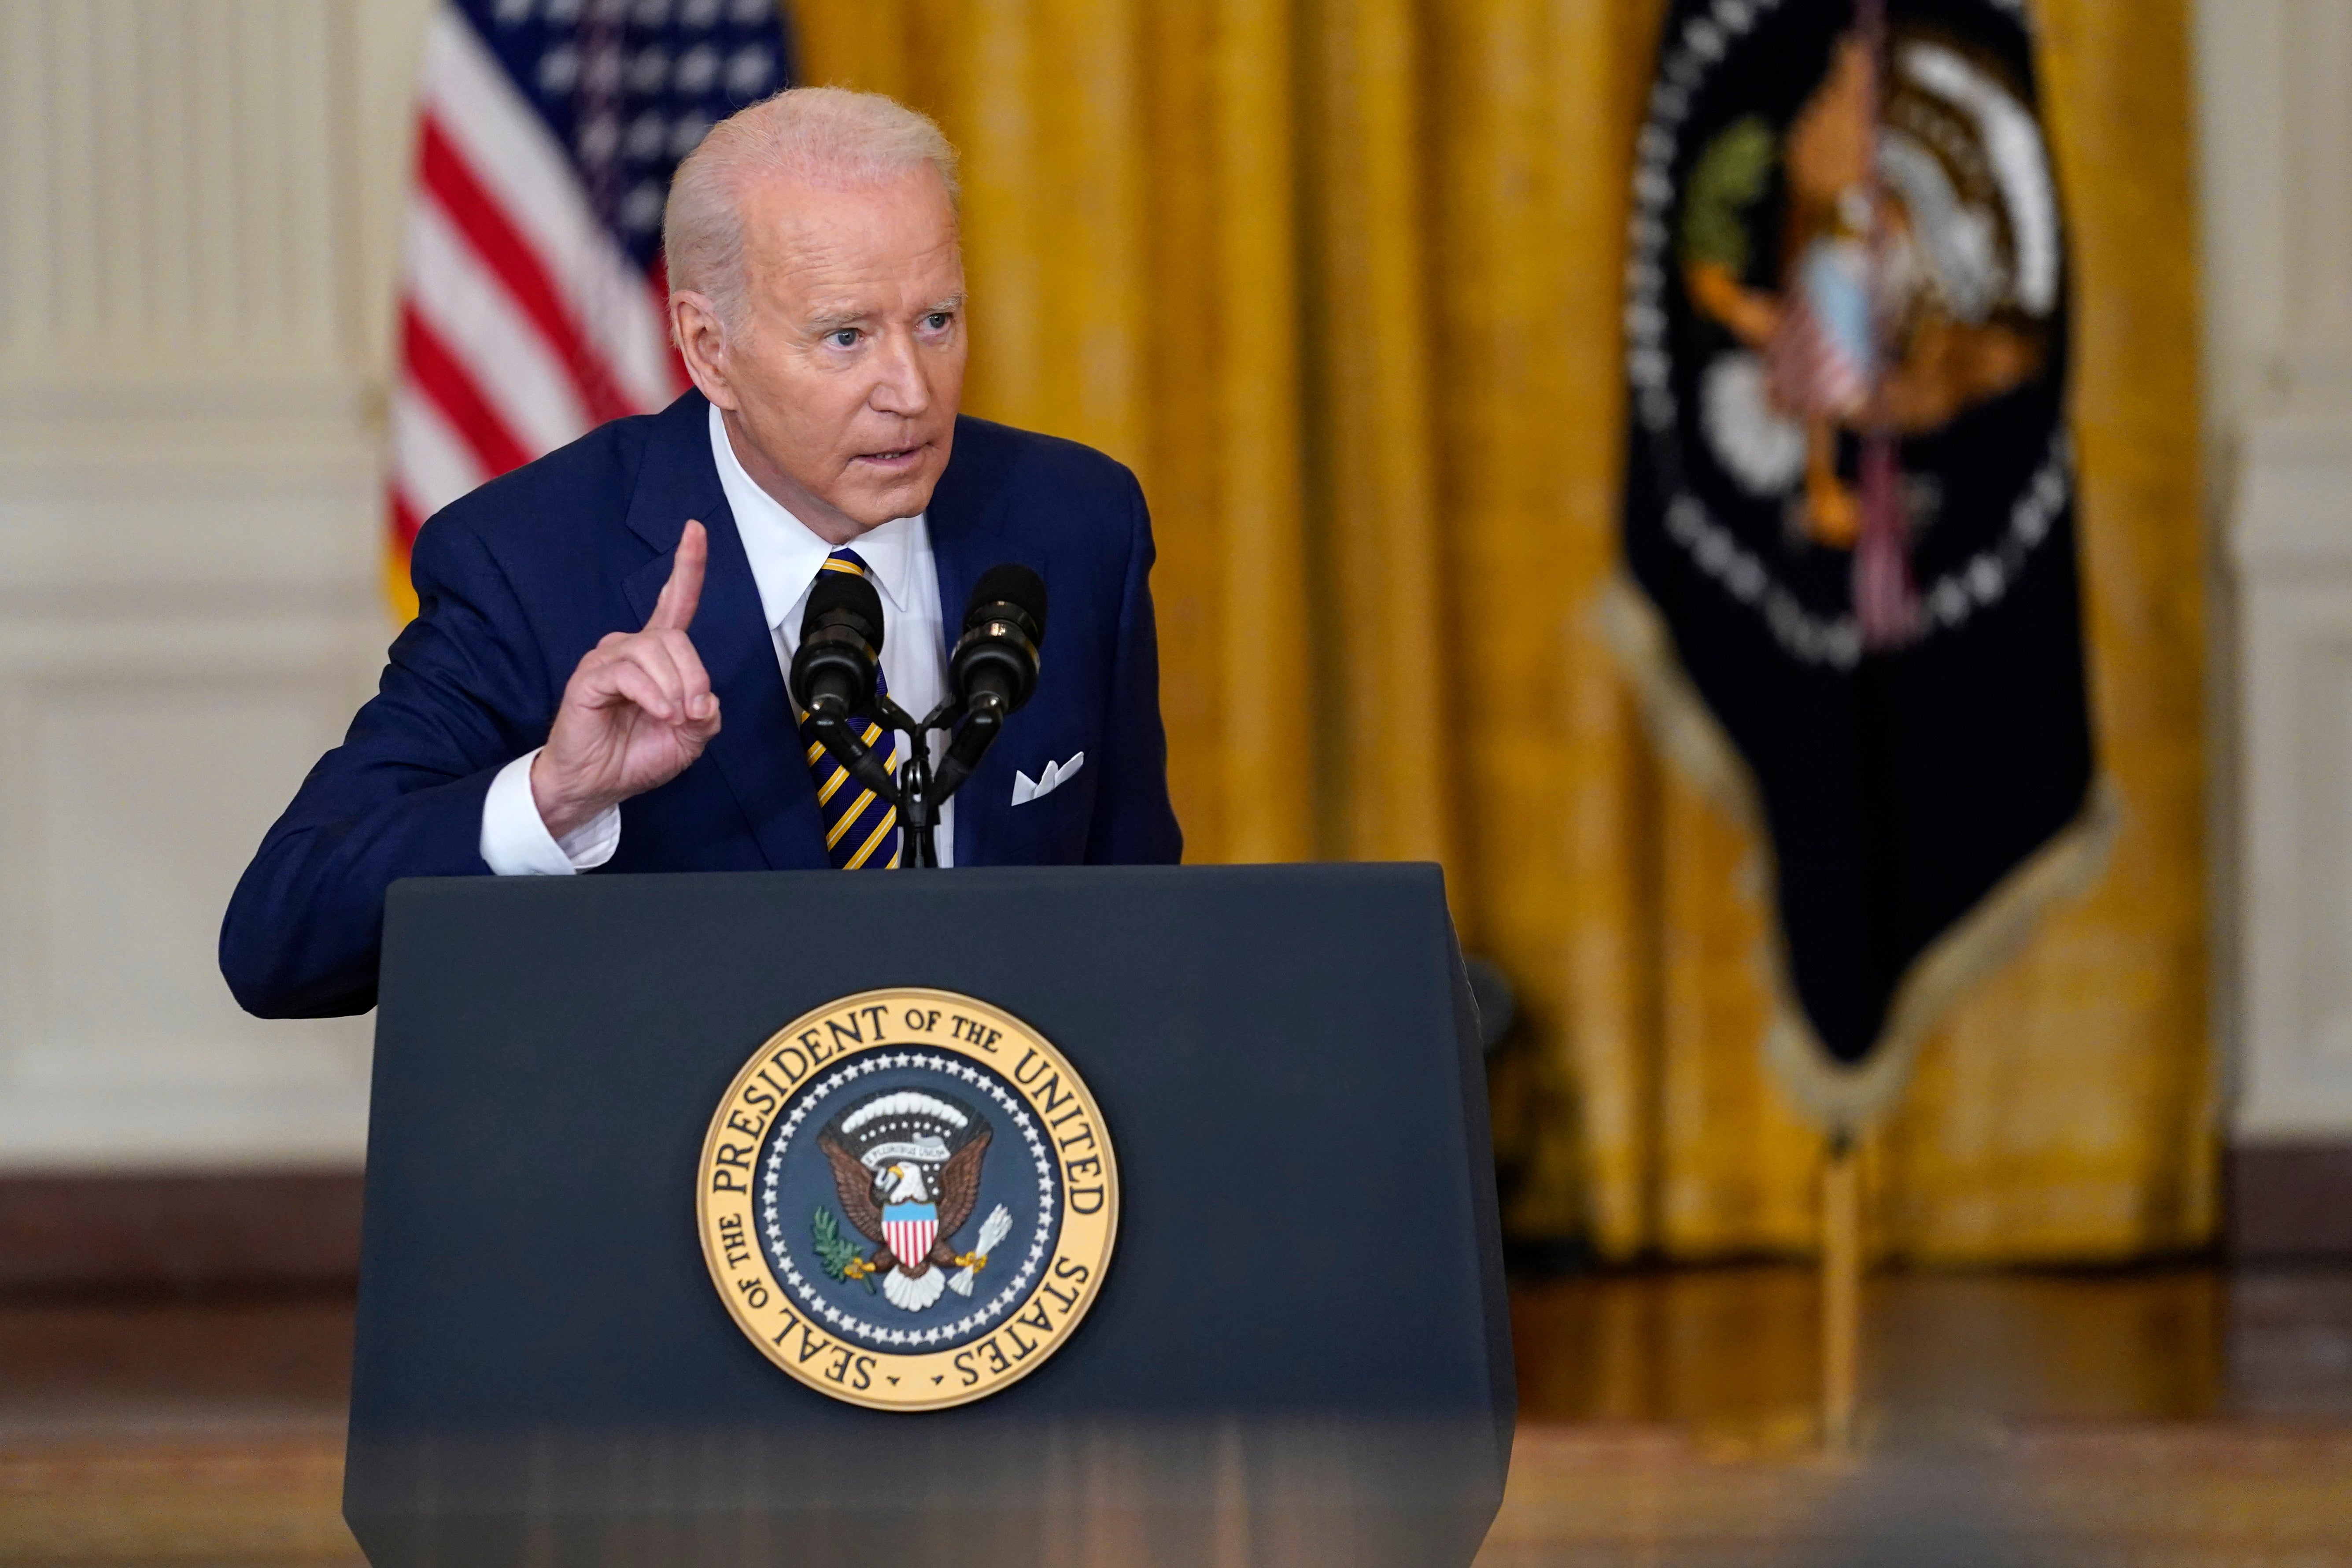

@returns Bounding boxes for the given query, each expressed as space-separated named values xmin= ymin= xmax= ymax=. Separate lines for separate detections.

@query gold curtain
xmin=794 ymin=0 xmax=2211 ymax=1262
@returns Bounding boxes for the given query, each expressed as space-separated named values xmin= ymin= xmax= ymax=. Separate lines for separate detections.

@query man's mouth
xmin=854 ymin=443 xmax=925 ymax=471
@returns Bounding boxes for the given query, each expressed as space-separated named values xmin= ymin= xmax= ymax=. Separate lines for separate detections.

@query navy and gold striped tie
xmin=798 ymin=549 xmax=901 ymax=869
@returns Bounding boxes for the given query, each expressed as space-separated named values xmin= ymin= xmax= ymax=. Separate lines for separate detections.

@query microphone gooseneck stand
xmin=802 ymin=685 xmax=1021 ymax=867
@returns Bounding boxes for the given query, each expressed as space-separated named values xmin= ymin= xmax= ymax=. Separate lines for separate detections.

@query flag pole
xmin=1821 ymin=1132 xmax=1862 ymax=1453
xmin=1820 ymin=0 xmax=1885 ymax=1458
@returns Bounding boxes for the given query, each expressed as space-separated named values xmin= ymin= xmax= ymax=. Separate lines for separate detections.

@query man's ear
xmin=670 ymin=290 xmax=738 ymax=411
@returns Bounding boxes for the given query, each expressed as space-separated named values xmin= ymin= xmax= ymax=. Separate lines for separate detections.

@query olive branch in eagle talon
xmin=810 ymin=1206 xmax=875 ymax=1293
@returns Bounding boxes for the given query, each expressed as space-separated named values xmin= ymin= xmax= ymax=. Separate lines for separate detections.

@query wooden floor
xmin=2 ymin=1265 xmax=2347 ymax=1564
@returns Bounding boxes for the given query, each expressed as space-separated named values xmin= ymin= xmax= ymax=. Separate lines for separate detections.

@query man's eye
xmin=924 ymin=312 xmax=952 ymax=331
xmin=828 ymin=328 xmax=860 ymax=348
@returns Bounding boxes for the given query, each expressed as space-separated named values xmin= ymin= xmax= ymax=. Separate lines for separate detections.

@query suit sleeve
xmin=1082 ymin=476 xmax=1184 ymax=865
xmin=219 ymin=516 xmax=554 ymax=1018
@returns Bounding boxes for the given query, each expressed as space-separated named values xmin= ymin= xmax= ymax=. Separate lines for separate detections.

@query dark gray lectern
xmin=348 ymin=863 xmax=1512 ymax=1567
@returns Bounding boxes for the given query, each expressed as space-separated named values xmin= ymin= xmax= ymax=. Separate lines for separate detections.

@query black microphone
xmin=950 ymin=564 xmax=1048 ymax=720
xmin=790 ymin=569 xmax=886 ymax=720
xmin=933 ymin=566 xmax=1047 ymax=801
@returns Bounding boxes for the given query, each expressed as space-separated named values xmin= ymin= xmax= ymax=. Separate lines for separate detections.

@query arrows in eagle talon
xmin=948 ymin=1204 xmax=1013 ymax=1297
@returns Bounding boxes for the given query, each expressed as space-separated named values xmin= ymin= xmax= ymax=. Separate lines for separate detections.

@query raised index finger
xmin=645 ymin=519 xmax=709 ymax=634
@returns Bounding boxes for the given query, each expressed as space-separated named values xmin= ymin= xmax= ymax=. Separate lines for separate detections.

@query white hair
xmin=663 ymin=86 xmax=960 ymax=331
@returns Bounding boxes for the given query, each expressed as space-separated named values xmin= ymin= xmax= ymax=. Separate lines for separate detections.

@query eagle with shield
xmin=814 ymin=1089 xmax=1013 ymax=1313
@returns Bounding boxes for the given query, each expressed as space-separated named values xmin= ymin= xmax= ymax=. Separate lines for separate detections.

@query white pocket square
xmin=1012 ymin=751 xmax=1084 ymax=806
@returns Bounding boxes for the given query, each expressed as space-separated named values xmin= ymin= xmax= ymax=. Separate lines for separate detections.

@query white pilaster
xmin=2206 ymin=0 xmax=2352 ymax=1138
xmin=0 ymin=0 xmax=434 ymax=1170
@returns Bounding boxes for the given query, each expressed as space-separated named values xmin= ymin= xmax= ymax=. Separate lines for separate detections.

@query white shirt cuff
xmin=479 ymin=749 xmax=620 ymax=875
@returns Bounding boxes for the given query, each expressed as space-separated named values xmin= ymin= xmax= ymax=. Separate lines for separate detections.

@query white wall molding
xmin=2232 ymin=412 xmax=2352 ymax=567
xmin=0 ymin=602 xmax=383 ymax=1170
xmin=2233 ymin=422 xmax=2352 ymax=1136
xmin=0 ymin=442 xmax=383 ymax=598
xmin=2204 ymin=0 xmax=2352 ymax=1143
xmin=0 ymin=0 xmax=434 ymax=1173
xmin=0 ymin=374 xmax=380 ymax=435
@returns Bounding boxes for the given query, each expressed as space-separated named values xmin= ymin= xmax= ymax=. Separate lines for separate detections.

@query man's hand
xmin=531 ymin=520 xmax=723 ymax=840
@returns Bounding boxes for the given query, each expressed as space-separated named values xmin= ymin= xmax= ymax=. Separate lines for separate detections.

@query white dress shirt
xmin=479 ymin=402 xmax=955 ymax=873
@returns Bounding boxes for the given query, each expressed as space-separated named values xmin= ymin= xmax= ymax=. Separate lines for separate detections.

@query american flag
xmin=387 ymin=0 xmax=795 ymax=618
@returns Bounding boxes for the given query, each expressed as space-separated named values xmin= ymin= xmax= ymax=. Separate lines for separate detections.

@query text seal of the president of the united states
xmin=698 ymin=988 xmax=1118 ymax=1411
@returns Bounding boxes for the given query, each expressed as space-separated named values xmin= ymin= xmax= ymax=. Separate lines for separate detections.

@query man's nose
xmin=868 ymin=328 xmax=932 ymax=416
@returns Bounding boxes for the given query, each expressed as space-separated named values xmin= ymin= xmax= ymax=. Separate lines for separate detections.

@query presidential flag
xmin=1612 ymin=0 xmax=2109 ymax=1129
xmin=387 ymin=0 xmax=795 ymax=619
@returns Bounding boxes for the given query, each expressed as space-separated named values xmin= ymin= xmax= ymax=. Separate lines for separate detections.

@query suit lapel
xmin=926 ymin=419 xmax=1022 ymax=867
xmin=622 ymin=394 xmax=827 ymax=871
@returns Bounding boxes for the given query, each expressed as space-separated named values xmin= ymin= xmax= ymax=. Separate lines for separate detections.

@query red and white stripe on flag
xmin=385 ymin=8 xmax=686 ymax=621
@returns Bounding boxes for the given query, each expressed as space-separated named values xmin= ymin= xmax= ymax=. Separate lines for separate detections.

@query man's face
xmin=678 ymin=166 xmax=966 ymax=541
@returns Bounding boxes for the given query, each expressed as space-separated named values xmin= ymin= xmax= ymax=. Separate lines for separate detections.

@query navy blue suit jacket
xmin=222 ymin=391 xmax=1182 ymax=1018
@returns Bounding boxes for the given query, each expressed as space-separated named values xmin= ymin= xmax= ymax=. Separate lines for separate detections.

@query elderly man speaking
xmin=222 ymin=89 xmax=1182 ymax=1019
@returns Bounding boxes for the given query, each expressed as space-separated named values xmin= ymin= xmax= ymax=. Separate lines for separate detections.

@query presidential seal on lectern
xmin=698 ymin=988 xmax=1118 ymax=1410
